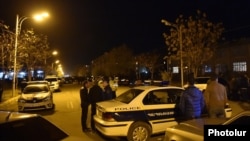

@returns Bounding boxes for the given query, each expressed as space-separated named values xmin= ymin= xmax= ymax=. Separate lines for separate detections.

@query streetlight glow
xmin=33 ymin=12 xmax=49 ymax=21
xmin=161 ymin=19 xmax=184 ymax=87
xmin=12 ymin=12 xmax=48 ymax=96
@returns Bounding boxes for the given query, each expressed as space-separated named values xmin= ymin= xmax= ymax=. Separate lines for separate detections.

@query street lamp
xmin=52 ymin=60 xmax=60 ymax=74
xmin=13 ymin=12 xmax=49 ymax=96
xmin=161 ymin=19 xmax=184 ymax=87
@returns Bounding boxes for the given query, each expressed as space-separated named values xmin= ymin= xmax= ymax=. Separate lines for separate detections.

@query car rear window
xmin=45 ymin=78 xmax=58 ymax=82
xmin=195 ymin=78 xmax=210 ymax=84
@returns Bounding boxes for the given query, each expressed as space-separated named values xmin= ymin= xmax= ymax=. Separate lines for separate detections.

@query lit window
xmin=233 ymin=62 xmax=247 ymax=72
xmin=172 ymin=67 xmax=179 ymax=73
xmin=204 ymin=65 xmax=212 ymax=73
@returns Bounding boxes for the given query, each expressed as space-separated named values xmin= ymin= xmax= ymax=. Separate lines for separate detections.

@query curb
xmin=0 ymin=96 xmax=19 ymax=109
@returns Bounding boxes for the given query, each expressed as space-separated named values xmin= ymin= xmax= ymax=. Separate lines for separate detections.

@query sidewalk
xmin=0 ymin=89 xmax=19 ymax=109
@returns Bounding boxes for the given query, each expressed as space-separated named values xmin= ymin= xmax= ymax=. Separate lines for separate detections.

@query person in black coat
xmin=102 ymin=77 xmax=116 ymax=100
xmin=80 ymin=80 xmax=92 ymax=132
xmin=89 ymin=78 xmax=104 ymax=132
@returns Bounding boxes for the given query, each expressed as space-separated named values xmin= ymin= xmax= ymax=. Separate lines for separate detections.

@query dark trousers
xmin=81 ymin=103 xmax=89 ymax=130
xmin=91 ymin=103 xmax=96 ymax=130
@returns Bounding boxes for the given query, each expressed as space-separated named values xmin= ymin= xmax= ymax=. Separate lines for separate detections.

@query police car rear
xmin=94 ymin=85 xmax=184 ymax=141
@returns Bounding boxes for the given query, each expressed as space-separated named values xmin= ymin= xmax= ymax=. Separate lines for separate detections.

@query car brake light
xmin=102 ymin=112 xmax=115 ymax=121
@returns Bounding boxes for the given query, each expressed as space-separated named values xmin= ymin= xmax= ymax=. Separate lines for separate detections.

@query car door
xmin=142 ymin=88 xmax=183 ymax=132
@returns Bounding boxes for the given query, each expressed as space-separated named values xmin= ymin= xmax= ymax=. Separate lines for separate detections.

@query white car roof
xmin=133 ymin=85 xmax=184 ymax=90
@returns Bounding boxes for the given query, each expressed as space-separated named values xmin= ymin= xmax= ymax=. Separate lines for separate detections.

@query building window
xmin=204 ymin=65 xmax=212 ymax=73
xmin=233 ymin=62 xmax=247 ymax=72
xmin=172 ymin=67 xmax=179 ymax=73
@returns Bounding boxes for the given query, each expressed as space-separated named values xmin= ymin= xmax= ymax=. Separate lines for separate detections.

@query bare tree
xmin=163 ymin=10 xmax=224 ymax=77
xmin=91 ymin=44 xmax=134 ymax=77
xmin=136 ymin=51 xmax=160 ymax=81
xmin=18 ymin=29 xmax=50 ymax=80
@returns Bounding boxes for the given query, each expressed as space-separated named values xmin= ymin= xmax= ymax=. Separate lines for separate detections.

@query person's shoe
xmin=83 ymin=128 xmax=92 ymax=132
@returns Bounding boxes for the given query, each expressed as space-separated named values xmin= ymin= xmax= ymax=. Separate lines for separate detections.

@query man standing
xmin=102 ymin=77 xmax=116 ymax=101
xmin=204 ymin=73 xmax=228 ymax=118
xmin=89 ymin=78 xmax=104 ymax=132
xmin=179 ymin=74 xmax=205 ymax=120
xmin=80 ymin=80 xmax=92 ymax=132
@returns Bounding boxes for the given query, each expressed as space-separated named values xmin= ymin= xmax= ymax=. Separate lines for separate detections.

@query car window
xmin=143 ymin=89 xmax=183 ymax=105
xmin=228 ymin=116 xmax=250 ymax=125
xmin=115 ymin=89 xmax=143 ymax=104
xmin=45 ymin=78 xmax=58 ymax=82
xmin=23 ymin=86 xmax=48 ymax=94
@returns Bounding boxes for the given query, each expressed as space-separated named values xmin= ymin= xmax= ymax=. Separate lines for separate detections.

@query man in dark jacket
xmin=80 ymin=80 xmax=92 ymax=132
xmin=179 ymin=74 xmax=205 ymax=119
xmin=89 ymin=78 xmax=104 ymax=132
xmin=102 ymin=77 xmax=116 ymax=100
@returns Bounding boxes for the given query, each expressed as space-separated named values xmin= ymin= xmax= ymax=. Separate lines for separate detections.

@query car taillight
xmin=102 ymin=112 xmax=115 ymax=121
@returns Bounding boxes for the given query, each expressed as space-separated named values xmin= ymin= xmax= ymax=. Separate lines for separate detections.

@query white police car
xmin=94 ymin=85 xmax=184 ymax=141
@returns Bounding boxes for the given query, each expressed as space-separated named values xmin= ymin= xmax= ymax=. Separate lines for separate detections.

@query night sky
xmin=1 ymin=0 xmax=250 ymax=75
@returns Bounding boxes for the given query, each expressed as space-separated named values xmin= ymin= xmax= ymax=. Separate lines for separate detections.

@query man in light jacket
xmin=204 ymin=73 xmax=228 ymax=118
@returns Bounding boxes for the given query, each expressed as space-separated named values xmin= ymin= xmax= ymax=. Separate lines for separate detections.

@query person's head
xmin=187 ymin=73 xmax=195 ymax=85
xmin=102 ymin=77 xmax=109 ymax=88
xmin=210 ymin=73 xmax=218 ymax=81
xmin=83 ymin=80 xmax=91 ymax=88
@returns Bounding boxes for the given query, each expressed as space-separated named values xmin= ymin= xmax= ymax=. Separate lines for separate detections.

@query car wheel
xmin=127 ymin=121 xmax=151 ymax=141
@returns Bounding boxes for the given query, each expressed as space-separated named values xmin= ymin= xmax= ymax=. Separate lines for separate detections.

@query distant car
xmin=44 ymin=76 xmax=60 ymax=91
xmin=0 ymin=111 xmax=82 ymax=141
xmin=17 ymin=83 xmax=55 ymax=112
xmin=64 ymin=76 xmax=74 ymax=84
xmin=94 ymin=85 xmax=184 ymax=141
xmin=164 ymin=110 xmax=250 ymax=141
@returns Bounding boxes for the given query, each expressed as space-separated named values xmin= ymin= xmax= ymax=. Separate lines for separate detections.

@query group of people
xmin=79 ymin=76 xmax=116 ymax=132
xmin=179 ymin=73 xmax=228 ymax=120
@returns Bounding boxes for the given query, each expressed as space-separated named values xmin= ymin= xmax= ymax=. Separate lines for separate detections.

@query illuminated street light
xmin=52 ymin=60 xmax=60 ymax=74
xmin=12 ymin=12 xmax=49 ymax=96
xmin=52 ymin=50 xmax=58 ymax=56
xmin=161 ymin=19 xmax=184 ymax=87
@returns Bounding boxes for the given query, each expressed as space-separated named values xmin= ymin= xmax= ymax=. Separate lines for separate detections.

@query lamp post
xmin=12 ymin=13 xmax=49 ymax=96
xmin=161 ymin=19 xmax=184 ymax=87
xmin=52 ymin=60 xmax=59 ymax=75
xmin=13 ymin=15 xmax=28 ymax=96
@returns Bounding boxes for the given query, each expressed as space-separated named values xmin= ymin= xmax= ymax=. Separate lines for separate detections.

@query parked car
xmin=64 ymin=76 xmax=74 ymax=84
xmin=44 ymin=76 xmax=61 ymax=92
xmin=184 ymin=76 xmax=230 ymax=94
xmin=184 ymin=77 xmax=210 ymax=93
xmin=0 ymin=111 xmax=82 ymax=141
xmin=164 ymin=110 xmax=250 ymax=141
xmin=94 ymin=85 xmax=184 ymax=141
xmin=17 ymin=83 xmax=55 ymax=112
xmin=20 ymin=80 xmax=50 ymax=92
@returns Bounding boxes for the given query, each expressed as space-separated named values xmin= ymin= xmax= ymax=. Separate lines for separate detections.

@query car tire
xmin=127 ymin=121 xmax=151 ymax=141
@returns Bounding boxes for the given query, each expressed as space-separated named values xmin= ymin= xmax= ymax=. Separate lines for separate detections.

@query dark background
xmin=1 ymin=0 xmax=250 ymax=75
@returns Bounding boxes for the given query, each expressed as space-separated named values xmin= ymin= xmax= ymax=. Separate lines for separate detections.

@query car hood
xmin=20 ymin=93 xmax=50 ymax=100
xmin=96 ymin=99 xmax=141 ymax=112
xmin=170 ymin=118 xmax=227 ymax=135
